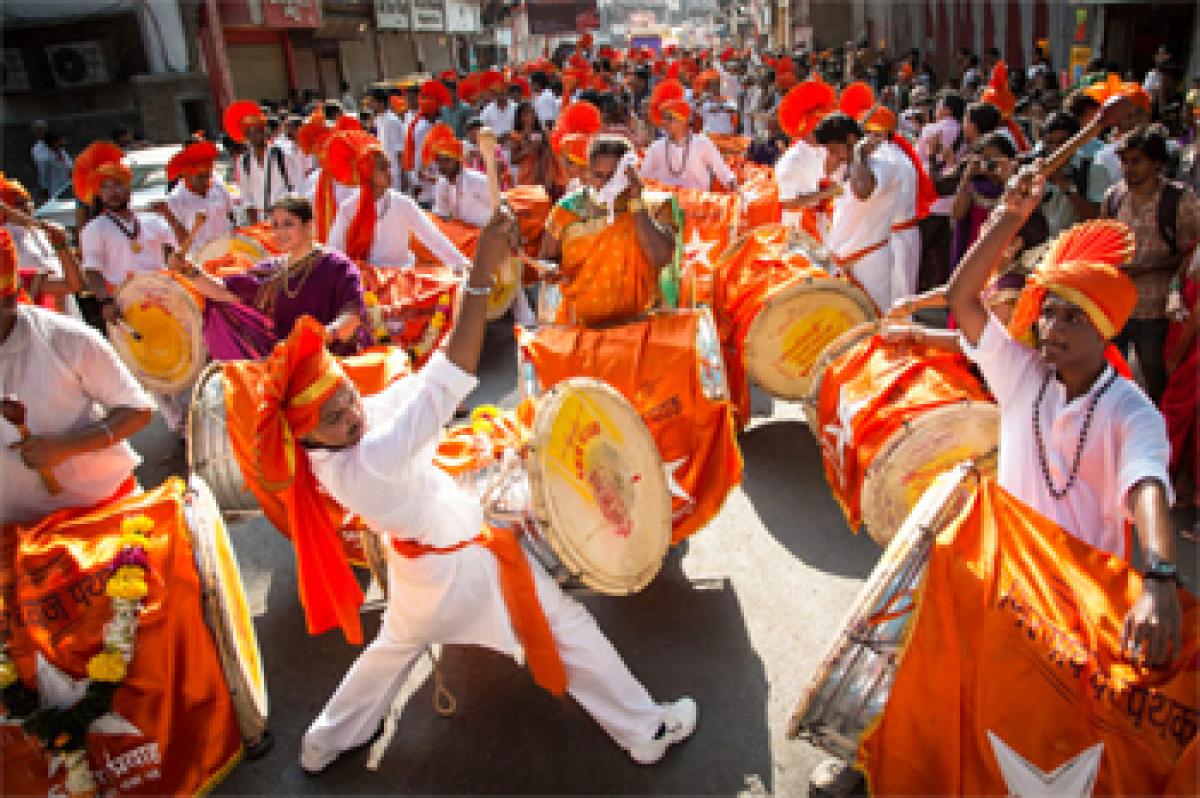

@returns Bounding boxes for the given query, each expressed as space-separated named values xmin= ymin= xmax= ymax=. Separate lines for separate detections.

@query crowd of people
xmin=2 ymin=31 xmax=1198 ymax=797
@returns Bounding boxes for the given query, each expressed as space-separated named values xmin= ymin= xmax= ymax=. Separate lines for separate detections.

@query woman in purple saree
xmin=169 ymin=195 xmax=370 ymax=357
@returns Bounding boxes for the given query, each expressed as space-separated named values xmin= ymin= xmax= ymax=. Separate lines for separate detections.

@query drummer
xmin=0 ymin=228 xmax=153 ymax=526
xmin=0 ymin=172 xmax=83 ymax=313
xmin=301 ymin=115 xmax=362 ymax=243
xmin=326 ymin=131 xmax=471 ymax=271
xmin=243 ymin=210 xmax=697 ymax=773
xmin=162 ymin=138 xmax=235 ymax=256
xmin=640 ymin=80 xmax=738 ymax=193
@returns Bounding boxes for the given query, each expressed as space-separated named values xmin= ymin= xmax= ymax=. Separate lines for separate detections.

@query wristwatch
xmin=1143 ymin=557 xmax=1180 ymax=584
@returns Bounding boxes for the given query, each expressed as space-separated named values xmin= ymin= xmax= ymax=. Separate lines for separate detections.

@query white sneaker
xmin=299 ymin=737 xmax=342 ymax=775
xmin=627 ymin=697 xmax=698 ymax=765
xmin=808 ymin=757 xmax=865 ymax=797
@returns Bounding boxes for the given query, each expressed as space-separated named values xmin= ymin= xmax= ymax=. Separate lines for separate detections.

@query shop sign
xmin=261 ymin=0 xmax=321 ymax=27
xmin=376 ymin=0 xmax=411 ymax=29
xmin=412 ymin=0 xmax=445 ymax=31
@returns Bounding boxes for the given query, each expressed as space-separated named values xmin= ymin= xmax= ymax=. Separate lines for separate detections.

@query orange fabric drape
xmin=860 ymin=477 xmax=1199 ymax=795
xmin=1 ymin=479 xmax=244 ymax=797
xmin=814 ymin=335 xmax=990 ymax=531
xmin=524 ymin=312 xmax=743 ymax=543
xmin=358 ymin=264 xmax=458 ymax=366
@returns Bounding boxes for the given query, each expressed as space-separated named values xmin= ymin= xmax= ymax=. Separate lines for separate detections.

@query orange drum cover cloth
xmin=645 ymin=183 xmax=742 ymax=308
xmin=358 ymin=264 xmax=458 ymax=365
xmin=710 ymin=225 xmax=806 ymax=426
xmin=860 ymin=477 xmax=1199 ymax=796
xmin=0 ymin=478 xmax=243 ymax=797
xmin=815 ymin=335 xmax=989 ymax=531
xmin=732 ymin=161 xmax=782 ymax=230
xmin=221 ymin=348 xmax=409 ymax=555
xmin=708 ymin=132 xmax=751 ymax=159
xmin=410 ymin=185 xmax=551 ymax=271
xmin=524 ymin=313 xmax=743 ymax=543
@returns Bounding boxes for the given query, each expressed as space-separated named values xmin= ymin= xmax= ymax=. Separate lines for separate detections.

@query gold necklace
xmin=281 ymin=248 xmax=321 ymax=299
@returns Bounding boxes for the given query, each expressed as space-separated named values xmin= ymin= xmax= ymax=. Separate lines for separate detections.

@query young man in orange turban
xmin=163 ymin=138 xmax=234 ymax=255
xmin=427 ymin=123 xmax=491 ymax=228
xmin=640 ymin=79 xmax=736 ymax=192
xmin=402 ymin=80 xmax=453 ymax=203
xmin=225 ymin=99 xmax=302 ymax=223
xmin=0 ymin=227 xmax=153 ymax=526
xmin=0 ymin=172 xmax=82 ymax=312
xmin=273 ymin=209 xmax=696 ymax=774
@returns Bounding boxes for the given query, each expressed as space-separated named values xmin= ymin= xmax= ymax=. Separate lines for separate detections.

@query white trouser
xmin=155 ymin=386 xmax=192 ymax=435
xmin=845 ymin=243 xmax=893 ymax=313
xmin=303 ymin=555 xmax=663 ymax=754
xmin=890 ymin=226 xmax=920 ymax=309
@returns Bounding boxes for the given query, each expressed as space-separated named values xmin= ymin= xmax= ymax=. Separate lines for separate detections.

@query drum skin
xmin=110 ymin=273 xmax=206 ymax=394
xmin=787 ymin=465 xmax=981 ymax=760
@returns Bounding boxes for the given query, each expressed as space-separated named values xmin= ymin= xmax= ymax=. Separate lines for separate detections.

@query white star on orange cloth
xmin=682 ymin=227 xmax=719 ymax=267
xmin=664 ymin=457 xmax=693 ymax=504
xmin=822 ymin=383 xmax=869 ymax=477
xmin=988 ymin=731 xmax=1104 ymax=797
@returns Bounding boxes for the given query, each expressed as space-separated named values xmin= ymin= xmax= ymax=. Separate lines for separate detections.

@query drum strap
xmin=890 ymin=218 xmax=921 ymax=233
xmin=391 ymin=526 xmax=568 ymax=696
xmin=831 ymin=239 xmax=888 ymax=268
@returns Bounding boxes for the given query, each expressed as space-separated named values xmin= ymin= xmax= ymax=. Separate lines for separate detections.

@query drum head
xmin=802 ymin=321 xmax=878 ymax=435
xmin=526 ymin=379 xmax=671 ymax=595
xmin=743 ymin=277 xmax=876 ymax=401
xmin=194 ymin=235 xmax=268 ymax=266
xmin=487 ymin=257 xmax=521 ymax=321
xmin=694 ymin=306 xmax=729 ymax=402
xmin=111 ymin=273 xmax=205 ymax=393
xmin=187 ymin=364 xmax=260 ymax=515
xmin=861 ymin=402 xmax=999 ymax=547
xmin=185 ymin=475 xmax=269 ymax=745
xmin=787 ymin=464 xmax=980 ymax=758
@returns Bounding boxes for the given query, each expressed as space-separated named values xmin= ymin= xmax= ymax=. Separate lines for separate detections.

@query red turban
xmin=72 ymin=142 xmax=131 ymax=205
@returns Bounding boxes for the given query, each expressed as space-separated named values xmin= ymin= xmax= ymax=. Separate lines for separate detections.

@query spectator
xmin=40 ymin=131 xmax=72 ymax=199
xmin=1038 ymin=111 xmax=1098 ymax=236
xmin=919 ymin=91 xmax=965 ymax=289
xmin=950 ymin=130 xmax=1016 ymax=266
xmin=340 ymin=82 xmax=357 ymax=115
xmin=30 ymin=120 xmax=51 ymax=199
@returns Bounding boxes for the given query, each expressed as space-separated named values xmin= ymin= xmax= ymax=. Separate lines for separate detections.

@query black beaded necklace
xmin=1031 ymin=367 xmax=1119 ymax=500
xmin=665 ymin=134 xmax=691 ymax=178
xmin=105 ymin=210 xmax=142 ymax=253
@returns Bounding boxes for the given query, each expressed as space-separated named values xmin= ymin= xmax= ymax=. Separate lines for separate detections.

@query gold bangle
xmin=627 ymin=198 xmax=646 ymax=213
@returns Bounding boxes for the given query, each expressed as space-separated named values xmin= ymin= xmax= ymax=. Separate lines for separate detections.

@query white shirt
xmin=534 ymin=89 xmax=560 ymax=127
xmin=883 ymin=139 xmax=918 ymax=225
xmin=301 ymin=169 xmax=356 ymax=207
xmin=328 ymin=188 xmax=471 ymax=270
xmin=961 ymin=315 xmax=1172 ymax=558
xmin=1096 ymin=140 xmax=1124 ymax=185
xmin=405 ymin=116 xmax=437 ymax=204
xmin=276 ymin=136 xmax=307 ymax=190
xmin=0 ymin=306 xmax=154 ymax=525
xmin=80 ymin=211 xmax=176 ymax=286
xmin=166 ymin=180 xmax=234 ymax=255
xmin=6 ymin=222 xmax=59 ymax=275
xmin=639 ymin=134 xmax=735 ymax=192
xmin=774 ymin=138 xmax=824 ymax=201
xmin=374 ymin=110 xmax=405 ymax=185
xmin=432 ymin=167 xmax=492 ymax=228
xmin=479 ymin=101 xmax=517 ymax=137
xmin=234 ymin=145 xmax=301 ymax=212
xmin=826 ymin=151 xmax=904 ymax=256
xmin=698 ymin=99 xmax=737 ymax=135
xmin=31 ymin=140 xmax=53 ymax=191
xmin=719 ymin=67 xmax=741 ymax=107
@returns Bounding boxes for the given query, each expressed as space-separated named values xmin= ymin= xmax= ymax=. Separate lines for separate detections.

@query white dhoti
xmin=844 ymin=243 xmax=893 ymax=313
xmin=889 ymin=225 xmax=920 ymax=309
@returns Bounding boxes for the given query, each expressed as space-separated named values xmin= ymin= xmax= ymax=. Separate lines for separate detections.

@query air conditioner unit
xmin=46 ymin=41 xmax=110 ymax=88
xmin=2 ymin=49 xmax=31 ymax=92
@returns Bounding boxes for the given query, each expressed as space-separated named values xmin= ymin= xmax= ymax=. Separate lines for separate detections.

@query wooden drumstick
xmin=1036 ymin=96 xmax=1131 ymax=178
xmin=178 ymin=212 xmax=207 ymax=256
xmin=476 ymin=126 xmax=502 ymax=212
xmin=0 ymin=198 xmax=39 ymax=227
xmin=0 ymin=398 xmax=62 ymax=495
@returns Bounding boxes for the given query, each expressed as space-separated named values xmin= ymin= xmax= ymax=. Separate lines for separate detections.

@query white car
xmin=34 ymin=144 xmax=240 ymax=242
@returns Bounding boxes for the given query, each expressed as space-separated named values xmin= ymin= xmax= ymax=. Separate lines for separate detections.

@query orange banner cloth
xmin=815 ymin=335 xmax=990 ymax=531
xmin=220 ymin=348 xmax=409 ymax=570
xmin=524 ymin=312 xmax=743 ymax=543
xmin=859 ymin=477 xmax=1199 ymax=796
xmin=731 ymin=161 xmax=782 ymax=230
xmin=708 ymin=132 xmax=750 ymax=159
xmin=1 ymin=478 xmax=243 ymax=797
xmin=643 ymin=182 xmax=743 ymax=309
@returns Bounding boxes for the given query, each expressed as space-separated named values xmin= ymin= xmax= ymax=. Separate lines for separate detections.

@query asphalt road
xmin=131 ymin=321 xmax=1196 ymax=797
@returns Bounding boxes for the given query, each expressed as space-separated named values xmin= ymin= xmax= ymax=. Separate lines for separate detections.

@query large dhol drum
xmin=442 ymin=380 xmax=673 ymax=594
xmin=787 ymin=465 xmax=980 ymax=761
xmin=809 ymin=324 xmax=998 ymax=546
xmin=0 ymin=476 xmax=266 ymax=796
xmin=109 ymin=273 xmax=206 ymax=394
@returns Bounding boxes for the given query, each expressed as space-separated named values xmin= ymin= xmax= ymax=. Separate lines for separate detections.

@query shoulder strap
xmin=1158 ymin=180 xmax=1183 ymax=256
xmin=273 ymin=146 xmax=294 ymax=193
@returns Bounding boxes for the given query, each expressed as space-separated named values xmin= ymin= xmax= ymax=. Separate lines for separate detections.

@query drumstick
xmin=476 ymin=126 xmax=502 ymax=212
xmin=178 ymin=212 xmax=207 ymax=255
xmin=1036 ymin=96 xmax=1131 ymax=178
xmin=0 ymin=398 xmax=62 ymax=495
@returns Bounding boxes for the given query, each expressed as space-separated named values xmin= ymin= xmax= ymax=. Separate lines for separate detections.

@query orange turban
xmin=0 ymin=172 xmax=31 ymax=209
xmin=296 ymin=112 xmax=331 ymax=156
xmin=777 ymin=77 xmax=836 ymax=138
xmin=0 ymin=228 xmax=16 ymax=299
xmin=479 ymin=70 xmax=504 ymax=94
xmin=1009 ymin=220 xmax=1138 ymax=344
xmin=334 ymin=114 xmax=362 ymax=133
xmin=980 ymin=61 xmax=1030 ymax=151
xmin=325 ymin=131 xmax=385 ymax=262
xmin=457 ymin=73 xmax=483 ymax=104
xmin=1084 ymin=73 xmax=1152 ymax=113
xmin=389 ymin=94 xmax=407 ymax=114
xmin=72 ymin=142 xmax=131 ymax=205
xmin=560 ymin=133 xmax=591 ymax=167
xmin=693 ymin=68 xmax=720 ymax=93
xmin=860 ymin=106 xmax=897 ymax=135
xmin=417 ymin=79 xmax=452 ymax=116
xmin=838 ymin=81 xmax=876 ymax=120
xmin=255 ymin=316 xmax=363 ymax=644
xmin=166 ymin=139 xmax=219 ymax=183
xmin=649 ymin=79 xmax=690 ymax=127
xmin=223 ymin=99 xmax=267 ymax=144
xmin=775 ymin=57 xmax=797 ymax=91
xmin=511 ymin=75 xmax=532 ymax=99
xmin=421 ymin=123 xmax=463 ymax=162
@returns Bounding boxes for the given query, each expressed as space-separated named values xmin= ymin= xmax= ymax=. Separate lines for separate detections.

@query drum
xmin=521 ymin=309 xmax=740 ymax=544
xmin=801 ymin=322 xmax=877 ymax=434
xmin=809 ymin=325 xmax=997 ymax=546
xmin=787 ymin=464 xmax=980 ymax=760
xmin=110 ymin=272 xmax=206 ymax=394
xmin=445 ymin=380 xmax=673 ymax=595
xmin=487 ymin=256 xmax=522 ymax=321
xmin=194 ymin=234 xmax=269 ymax=268
xmin=0 ymin=476 xmax=266 ymax=796
xmin=186 ymin=363 xmax=390 ymax=587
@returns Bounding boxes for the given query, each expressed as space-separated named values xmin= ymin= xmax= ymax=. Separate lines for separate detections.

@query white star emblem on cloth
xmin=683 ymin=228 xmax=719 ymax=266
xmin=1 ymin=653 xmax=142 ymax=775
xmin=822 ymin=384 xmax=869 ymax=476
xmin=988 ymin=731 xmax=1103 ymax=797
xmin=664 ymin=457 xmax=693 ymax=504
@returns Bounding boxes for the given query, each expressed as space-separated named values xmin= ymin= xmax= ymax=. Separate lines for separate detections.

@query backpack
xmin=1105 ymin=179 xmax=1184 ymax=256
xmin=242 ymin=146 xmax=293 ymax=203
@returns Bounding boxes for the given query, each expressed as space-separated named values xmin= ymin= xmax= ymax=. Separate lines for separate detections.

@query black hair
xmin=979 ymin=131 xmax=1017 ymax=158
xmin=531 ymin=71 xmax=548 ymax=91
xmin=111 ymin=125 xmax=132 ymax=140
xmin=1041 ymin=111 xmax=1080 ymax=138
xmin=323 ymin=101 xmax=342 ymax=119
xmin=965 ymin=102 xmax=1002 ymax=136
xmin=465 ymin=116 xmax=483 ymax=132
xmin=1064 ymin=90 xmax=1100 ymax=119
xmin=371 ymin=88 xmax=389 ymax=103
xmin=268 ymin=194 xmax=314 ymax=223
xmin=588 ymin=134 xmax=632 ymax=161
xmin=939 ymin=90 xmax=966 ymax=121
xmin=1117 ymin=123 xmax=1170 ymax=164
xmin=514 ymin=100 xmax=543 ymax=134
xmin=812 ymin=113 xmax=862 ymax=146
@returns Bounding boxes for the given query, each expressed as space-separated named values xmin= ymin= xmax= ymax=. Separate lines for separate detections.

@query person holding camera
xmin=949 ymin=130 xmax=1017 ymax=266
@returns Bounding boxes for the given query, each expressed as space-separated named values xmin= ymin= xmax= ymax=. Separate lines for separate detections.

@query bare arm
xmin=1121 ymin=478 xmax=1182 ymax=668
xmin=9 ymin=406 xmax=152 ymax=471
xmin=847 ymin=139 xmax=879 ymax=201
xmin=444 ymin=208 xmax=520 ymax=375
xmin=779 ymin=186 xmax=837 ymax=210
xmin=165 ymin=250 xmax=243 ymax=304
xmin=34 ymin=221 xmax=83 ymax=295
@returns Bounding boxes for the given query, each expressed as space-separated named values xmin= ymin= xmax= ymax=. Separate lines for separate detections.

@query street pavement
xmin=131 ymin=321 xmax=1196 ymax=797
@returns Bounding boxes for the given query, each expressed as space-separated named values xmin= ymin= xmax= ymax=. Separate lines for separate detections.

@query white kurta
xmin=304 ymin=353 xmax=663 ymax=754
xmin=639 ymin=134 xmax=735 ymax=192
xmin=7 ymin=222 xmax=59 ymax=275
xmin=165 ymin=180 xmax=234 ymax=255
xmin=431 ymin=168 xmax=492 ymax=228
xmin=961 ymin=316 xmax=1172 ymax=559
xmin=883 ymin=140 xmax=920 ymax=306
xmin=774 ymin=138 xmax=825 ymax=234
xmin=234 ymin=145 xmax=301 ymax=213
xmin=301 ymin=169 xmax=357 ymax=208
xmin=0 ymin=306 xmax=154 ymax=525
xmin=479 ymin=101 xmax=517 ymax=137
xmin=825 ymin=152 xmax=903 ymax=310
xmin=80 ymin=212 xmax=176 ymax=286
xmin=328 ymin=188 xmax=471 ymax=270
xmin=534 ymin=89 xmax=560 ymax=127
xmin=404 ymin=117 xmax=437 ymax=205
xmin=374 ymin=110 xmax=405 ymax=187
xmin=698 ymin=100 xmax=737 ymax=135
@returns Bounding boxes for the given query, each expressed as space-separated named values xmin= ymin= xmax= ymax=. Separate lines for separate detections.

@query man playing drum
xmin=0 ymin=172 xmax=82 ymax=313
xmin=640 ymin=80 xmax=738 ymax=193
xmin=245 ymin=210 xmax=696 ymax=773
xmin=0 ymin=228 xmax=153 ymax=526
xmin=162 ymin=138 xmax=235 ymax=256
